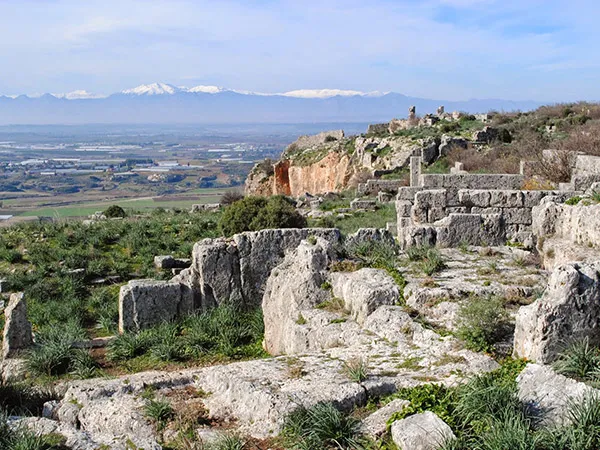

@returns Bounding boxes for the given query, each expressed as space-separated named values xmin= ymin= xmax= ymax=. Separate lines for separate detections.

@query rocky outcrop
xmin=513 ymin=261 xmax=600 ymax=363
xmin=361 ymin=398 xmax=409 ymax=438
xmin=330 ymin=269 xmax=399 ymax=325
xmin=2 ymin=292 xmax=33 ymax=359
xmin=517 ymin=364 xmax=599 ymax=427
xmin=120 ymin=228 xmax=342 ymax=331
xmin=262 ymin=238 xmax=334 ymax=355
xmin=391 ymin=411 xmax=455 ymax=450
xmin=533 ymin=201 xmax=600 ymax=269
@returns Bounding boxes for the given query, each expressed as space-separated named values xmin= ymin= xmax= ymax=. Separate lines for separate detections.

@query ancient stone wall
xmin=358 ymin=179 xmax=406 ymax=196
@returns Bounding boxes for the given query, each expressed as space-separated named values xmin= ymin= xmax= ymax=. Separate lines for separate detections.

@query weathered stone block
xmin=459 ymin=189 xmax=491 ymax=207
xmin=513 ymin=261 xmax=600 ymax=363
xmin=489 ymin=190 xmax=524 ymax=208
xmin=119 ymin=280 xmax=192 ymax=333
xmin=428 ymin=207 xmax=446 ymax=223
xmin=503 ymin=207 xmax=532 ymax=225
xmin=330 ymin=268 xmax=399 ymax=325
xmin=471 ymin=207 xmax=502 ymax=215
xmin=2 ymin=293 xmax=34 ymax=359
xmin=391 ymin=411 xmax=455 ymax=450
xmin=436 ymin=213 xmax=505 ymax=247
xmin=396 ymin=187 xmax=423 ymax=202
xmin=395 ymin=200 xmax=412 ymax=218
xmin=350 ymin=199 xmax=377 ymax=210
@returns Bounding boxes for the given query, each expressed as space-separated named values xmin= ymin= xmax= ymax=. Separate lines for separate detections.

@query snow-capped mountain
xmin=52 ymin=90 xmax=105 ymax=100
xmin=117 ymin=83 xmax=385 ymax=99
xmin=0 ymin=82 xmax=542 ymax=125
xmin=281 ymin=89 xmax=386 ymax=99
xmin=121 ymin=82 xmax=182 ymax=96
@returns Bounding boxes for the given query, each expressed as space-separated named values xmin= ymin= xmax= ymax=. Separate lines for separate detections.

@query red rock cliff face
xmin=273 ymin=160 xmax=292 ymax=195
xmin=272 ymin=152 xmax=354 ymax=197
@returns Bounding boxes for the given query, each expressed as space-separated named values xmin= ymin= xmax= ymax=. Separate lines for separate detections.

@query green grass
xmin=107 ymin=305 xmax=267 ymax=366
xmin=18 ymin=196 xmax=221 ymax=218
xmin=309 ymin=203 xmax=396 ymax=236
xmin=281 ymin=402 xmax=367 ymax=450
xmin=1 ymin=209 xmax=221 ymax=342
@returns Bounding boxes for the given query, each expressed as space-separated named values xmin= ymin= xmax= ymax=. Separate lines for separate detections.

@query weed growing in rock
xmin=406 ymin=245 xmax=446 ymax=276
xmin=456 ymin=296 xmax=510 ymax=353
xmin=144 ymin=399 xmax=174 ymax=431
xmin=342 ymin=357 xmax=369 ymax=383
xmin=281 ymin=402 xmax=367 ymax=450
xmin=207 ymin=433 xmax=246 ymax=450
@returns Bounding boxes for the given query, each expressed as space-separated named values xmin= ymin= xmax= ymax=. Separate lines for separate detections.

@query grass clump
xmin=207 ymin=433 xmax=246 ymax=450
xmin=281 ymin=402 xmax=367 ymax=450
xmin=456 ymin=296 xmax=510 ymax=353
xmin=342 ymin=358 xmax=369 ymax=383
xmin=553 ymin=338 xmax=600 ymax=382
xmin=406 ymin=245 xmax=446 ymax=276
xmin=108 ymin=304 xmax=266 ymax=365
xmin=144 ymin=398 xmax=174 ymax=431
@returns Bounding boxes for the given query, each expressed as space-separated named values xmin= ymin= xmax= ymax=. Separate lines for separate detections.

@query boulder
xmin=262 ymin=238 xmax=333 ymax=355
xmin=361 ymin=399 xmax=409 ymax=438
xmin=438 ymin=135 xmax=468 ymax=157
xmin=2 ymin=292 xmax=34 ymax=359
xmin=118 ymin=279 xmax=193 ymax=333
xmin=436 ymin=213 xmax=505 ymax=247
xmin=345 ymin=228 xmax=397 ymax=249
xmin=513 ymin=261 xmax=600 ymax=363
xmin=517 ymin=364 xmax=599 ymax=427
xmin=1 ymin=358 xmax=27 ymax=383
xmin=391 ymin=411 xmax=455 ymax=450
xmin=153 ymin=255 xmax=191 ymax=269
xmin=330 ymin=269 xmax=400 ymax=325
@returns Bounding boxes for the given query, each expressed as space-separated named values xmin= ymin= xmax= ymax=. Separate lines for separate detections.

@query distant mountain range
xmin=0 ymin=82 xmax=542 ymax=125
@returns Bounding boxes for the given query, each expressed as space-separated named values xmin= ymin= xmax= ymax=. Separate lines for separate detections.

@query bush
xmin=406 ymin=245 xmax=446 ymax=276
xmin=456 ymin=296 xmax=509 ymax=353
xmin=103 ymin=205 xmax=126 ymax=218
xmin=342 ymin=358 xmax=368 ymax=383
xmin=207 ymin=433 xmax=246 ymax=450
xmin=219 ymin=196 xmax=306 ymax=236
xmin=281 ymin=402 xmax=366 ymax=450
xmin=220 ymin=190 xmax=244 ymax=206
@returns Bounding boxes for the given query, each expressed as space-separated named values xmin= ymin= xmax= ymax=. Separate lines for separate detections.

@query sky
xmin=0 ymin=0 xmax=599 ymax=101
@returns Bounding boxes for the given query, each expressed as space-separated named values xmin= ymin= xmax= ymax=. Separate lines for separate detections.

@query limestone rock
xmin=330 ymin=269 xmax=400 ymax=325
xmin=2 ymin=292 xmax=34 ymax=359
xmin=513 ymin=261 xmax=600 ymax=363
xmin=391 ymin=411 xmax=455 ymax=450
xmin=153 ymin=255 xmax=191 ymax=269
xmin=0 ymin=357 xmax=27 ymax=383
xmin=517 ymin=364 xmax=599 ymax=427
xmin=361 ymin=399 xmax=409 ymax=438
xmin=345 ymin=228 xmax=397 ymax=249
xmin=262 ymin=238 xmax=333 ymax=355
xmin=118 ymin=279 xmax=193 ymax=332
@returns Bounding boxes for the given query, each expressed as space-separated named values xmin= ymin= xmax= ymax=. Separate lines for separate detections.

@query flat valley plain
xmin=0 ymin=123 xmax=366 ymax=220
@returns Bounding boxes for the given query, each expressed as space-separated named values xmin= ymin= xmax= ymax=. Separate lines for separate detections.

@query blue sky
xmin=0 ymin=0 xmax=598 ymax=101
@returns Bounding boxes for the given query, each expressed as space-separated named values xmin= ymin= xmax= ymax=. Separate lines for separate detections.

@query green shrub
xmin=219 ymin=196 xmax=306 ymax=236
xmin=281 ymin=402 xmax=366 ymax=450
xmin=103 ymin=205 xmax=126 ymax=218
xmin=565 ymin=196 xmax=582 ymax=205
xmin=386 ymin=384 xmax=456 ymax=429
xmin=456 ymin=296 xmax=509 ymax=353
xmin=406 ymin=245 xmax=446 ymax=275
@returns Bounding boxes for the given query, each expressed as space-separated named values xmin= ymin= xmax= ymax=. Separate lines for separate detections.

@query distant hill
xmin=0 ymin=83 xmax=541 ymax=125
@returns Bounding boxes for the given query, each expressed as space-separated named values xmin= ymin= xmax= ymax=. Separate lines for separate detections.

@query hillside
xmin=246 ymin=102 xmax=600 ymax=196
